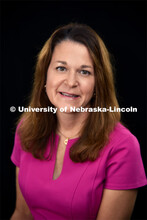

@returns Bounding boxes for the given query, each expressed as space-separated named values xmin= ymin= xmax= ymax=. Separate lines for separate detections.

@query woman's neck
xmin=56 ymin=111 xmax=89 ymax=138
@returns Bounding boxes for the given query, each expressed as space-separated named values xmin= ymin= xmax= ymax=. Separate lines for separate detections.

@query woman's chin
xmin=56 ymin=105 xmax=82 ymax=114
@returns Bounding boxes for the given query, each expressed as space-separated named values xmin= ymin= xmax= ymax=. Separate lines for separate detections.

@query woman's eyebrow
xmin=80 ymin=65 xmax=93 ymax=69
xmin=55 ymin=61 xmax=93 ymax=69
xmin=56 ymin=61 xmax=67 ymax=65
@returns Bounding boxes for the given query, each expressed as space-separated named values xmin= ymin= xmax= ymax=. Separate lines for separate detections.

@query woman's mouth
xmin=59 ymin=92 xmax=80 ymax=98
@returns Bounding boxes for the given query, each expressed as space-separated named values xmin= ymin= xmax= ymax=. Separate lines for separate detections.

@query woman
xmin=10 ymin=23 xmax=147 ymax=220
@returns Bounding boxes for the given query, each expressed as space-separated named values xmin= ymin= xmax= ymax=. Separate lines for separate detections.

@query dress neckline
xmin=49 ymin=134 xmax=79 ymax=182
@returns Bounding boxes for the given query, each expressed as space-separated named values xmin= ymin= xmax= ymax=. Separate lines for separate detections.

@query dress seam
xmin=70 ymin=162 xmax=90 ymax=220
xmin=90 ymin=150 xmax=105 ymax=218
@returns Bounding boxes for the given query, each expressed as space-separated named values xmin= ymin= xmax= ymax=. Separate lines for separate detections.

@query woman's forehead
xmin=51 ymin=40 xmax=94 ymax=67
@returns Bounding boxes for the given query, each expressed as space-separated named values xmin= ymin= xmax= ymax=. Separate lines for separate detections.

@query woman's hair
xmin=18 ymin=23 xmax=121 ymax=162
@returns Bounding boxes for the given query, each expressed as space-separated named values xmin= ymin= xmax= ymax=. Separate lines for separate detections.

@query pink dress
xmin=11 ymin=122 xmax=147 ymax=220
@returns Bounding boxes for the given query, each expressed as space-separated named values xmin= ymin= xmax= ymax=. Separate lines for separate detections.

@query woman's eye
xmin=56 ymin=66 xmax=66 ymax=72
xmin=80 ymin=70 xmax=91 ymax=75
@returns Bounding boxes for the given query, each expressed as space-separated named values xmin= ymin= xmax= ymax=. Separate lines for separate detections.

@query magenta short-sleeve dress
xmin=11 ymin=122 xmax=147 ymax=220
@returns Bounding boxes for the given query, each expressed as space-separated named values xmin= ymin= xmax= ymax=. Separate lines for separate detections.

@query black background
xmin=0 ymin=1 xmax=147 ymax=219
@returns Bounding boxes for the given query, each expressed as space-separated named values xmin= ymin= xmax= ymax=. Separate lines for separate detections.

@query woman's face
xmin=46 ymin=40 xmax=95 ymax=112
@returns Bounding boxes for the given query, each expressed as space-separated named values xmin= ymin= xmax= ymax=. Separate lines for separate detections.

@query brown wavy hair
xmin=17 ymin=23 xmax=121 ymax=162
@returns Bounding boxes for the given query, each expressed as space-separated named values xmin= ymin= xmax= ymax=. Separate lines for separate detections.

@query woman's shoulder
xmin=109 ymin=122 xmax=139 ymax=145
xmin=105 ymin=122 xmax=140 ymax=155
xmin=100 ymin=122 xmax=147 ymax=189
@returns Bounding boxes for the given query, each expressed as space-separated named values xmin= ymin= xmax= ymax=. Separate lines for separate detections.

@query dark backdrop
xmin=0 ymin=1 xmax=146 ymax=219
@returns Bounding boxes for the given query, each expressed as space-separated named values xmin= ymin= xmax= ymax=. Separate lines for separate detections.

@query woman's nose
xmin=65 ymin=70 xmax=78 ymax=87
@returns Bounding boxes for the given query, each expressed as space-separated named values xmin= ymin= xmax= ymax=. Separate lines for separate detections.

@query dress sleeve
xmin=104 ymin=134 xmax=147 ymax=190
xmin=10 ymin=123 xmax=22 ymax=167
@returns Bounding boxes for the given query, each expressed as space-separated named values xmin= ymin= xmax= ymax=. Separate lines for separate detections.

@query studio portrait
xmin=0 ymin=1 xmax=147 ymax=220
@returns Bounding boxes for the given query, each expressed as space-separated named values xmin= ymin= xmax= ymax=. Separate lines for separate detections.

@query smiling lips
xmin=59 ymin=92 xmax=80 ymax=98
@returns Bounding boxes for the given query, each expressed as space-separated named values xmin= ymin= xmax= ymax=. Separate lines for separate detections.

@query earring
xmin=44 ymin=85 xmax=47 ymax=94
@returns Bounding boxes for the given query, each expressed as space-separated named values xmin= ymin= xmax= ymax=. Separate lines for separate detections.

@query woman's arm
xmin=10 ymin=167 xmax=33 ymax=220
xmin=96 ymin=189 xmax=137 ymax=220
